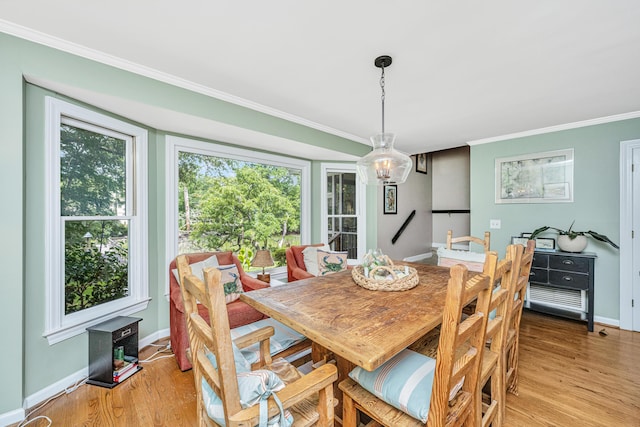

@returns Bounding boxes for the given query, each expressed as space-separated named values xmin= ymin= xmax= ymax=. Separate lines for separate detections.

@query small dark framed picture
xmin=383 ymin=184 xmax=397 ymax=215
xmin=511 ymin=236 xmax=529 ymax=246
xmin=535 ymin=237 xmax=556 ymax=250
xmin=416 ymin=153 xmax=428 ymax=174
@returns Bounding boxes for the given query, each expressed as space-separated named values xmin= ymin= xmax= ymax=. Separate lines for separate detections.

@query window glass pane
xmin=60 ymin=124 xmax=126 ymax=216
xmin=327 ymin=174 xmax=335 ymax=215
xmin=177 ymin=152 xmax=301 ymax=268
xmin=340 ymin=173 xmax=357 ymax=215
xmin=326 ymin=171 xmax=359 ymax=259
xmin=64 ymin=220 xmax=129 ymax=314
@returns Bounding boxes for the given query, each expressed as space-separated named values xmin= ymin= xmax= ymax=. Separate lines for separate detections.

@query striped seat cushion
xmin=231 ymin=318 xmax=307 ymax=365
xmin=349 ymin=349 xmax=464 ymax=423
xmin=201 ymin=350 xmax=293 ymax=426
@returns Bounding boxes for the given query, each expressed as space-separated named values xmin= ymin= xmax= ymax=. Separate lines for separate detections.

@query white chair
xmin=437 ymin=230 xmax=491 ymax=272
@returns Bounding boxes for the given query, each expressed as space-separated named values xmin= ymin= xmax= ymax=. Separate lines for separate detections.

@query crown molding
xmin=0 ymin=20 xmax=368 ymax=145
xmin=467 ymin=110 xmax=640 ymax=146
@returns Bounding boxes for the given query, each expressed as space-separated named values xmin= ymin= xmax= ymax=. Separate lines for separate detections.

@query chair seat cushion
xmin=348 ymin=349 xmax=436 ymax=423
xmin=201 ymin=359 xmax=294 ymax=427
xmin=231 ymin=318 xmax=307 ymax=365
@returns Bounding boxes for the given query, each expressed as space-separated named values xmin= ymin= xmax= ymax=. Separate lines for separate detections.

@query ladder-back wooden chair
xmin=446 ymin=230 xmax=491 ymax=252
xmin=339 ymin=253 xmax=497 ymax=427
xmin=176 ymin=255 xmax=337 ymax=427
xmin=475 ymin=245 xmax=520 ymax=427
xmin=438 ymin=230 xmax=491 ymax=273
xmin=504 ymin=240 xmax=535 ymax=397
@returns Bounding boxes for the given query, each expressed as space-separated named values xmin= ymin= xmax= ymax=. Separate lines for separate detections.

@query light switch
xmin=490 ymin=219 xmax=501 ymax=229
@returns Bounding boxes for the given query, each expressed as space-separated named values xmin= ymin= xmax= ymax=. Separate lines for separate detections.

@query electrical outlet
xmin=490 ymin=219 xmax=501 ymax=229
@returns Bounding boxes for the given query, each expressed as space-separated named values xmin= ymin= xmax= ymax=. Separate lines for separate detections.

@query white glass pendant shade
xmin=356 ymin=133 xmax=413 ymax=185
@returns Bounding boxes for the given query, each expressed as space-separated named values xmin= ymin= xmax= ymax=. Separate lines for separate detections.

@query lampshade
xmin=356 ymin=133 xmax=412 ymax=185
xmin=251 ymin=250 xmax=274 ymax=268
xmin=356 ymin=55 xmax=413 ymax=185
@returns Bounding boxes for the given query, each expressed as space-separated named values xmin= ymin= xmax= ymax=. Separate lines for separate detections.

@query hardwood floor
xmin=15 ymin=311 xmax=640 ymax=426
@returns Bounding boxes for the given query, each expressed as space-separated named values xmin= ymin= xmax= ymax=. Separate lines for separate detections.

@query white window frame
xmin=44 ymin=97 xmax=149 ymax=345
xmin=165 ymin=135 xmax=311 ymax=295
xmin=320 ymin=163 xmax=367 ymax=261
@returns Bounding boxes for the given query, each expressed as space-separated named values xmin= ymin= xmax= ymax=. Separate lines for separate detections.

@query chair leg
xmin=342 ymin=391 xmax=358 ymax=427
xmin=507 ymin=340 xmax=520 ymax=395
xmin=317 ymin=384 xmax=334 ymax=427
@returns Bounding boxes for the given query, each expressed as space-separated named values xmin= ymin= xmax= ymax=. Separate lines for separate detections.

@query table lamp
xmin=251 ymin=249 xmax=274 ymax=283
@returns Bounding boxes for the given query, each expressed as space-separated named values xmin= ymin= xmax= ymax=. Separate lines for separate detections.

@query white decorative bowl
xmin=557 ymin=235 xmax=588 ymax=253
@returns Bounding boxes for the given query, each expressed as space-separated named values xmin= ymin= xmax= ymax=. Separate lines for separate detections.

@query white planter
xmin=557 ymin=235 xmax=588 ymax=253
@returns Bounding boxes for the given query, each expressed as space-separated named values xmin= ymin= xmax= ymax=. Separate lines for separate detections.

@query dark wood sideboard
xmin=526 ymin=250 xmax=596 ymax=332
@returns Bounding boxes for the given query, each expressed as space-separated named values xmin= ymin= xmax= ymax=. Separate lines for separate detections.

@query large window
xmin=321 ymin=164 xmax=366 ymax=261
xmin=45 ymin=98 xmax=148 ymax=344
xmin=165 ymin=136 xmax=310 ymax=290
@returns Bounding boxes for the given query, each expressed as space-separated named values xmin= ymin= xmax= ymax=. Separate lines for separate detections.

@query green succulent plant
xmin=529 ymin=220 xmax=619 ymax=249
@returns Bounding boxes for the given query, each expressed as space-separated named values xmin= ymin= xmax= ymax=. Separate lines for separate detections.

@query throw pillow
xmin=172 ymin=255 xmax=219 ymax=284
xmin=316 ymin=250 xmax=348 ymax=276
xmin=301 ymin=245 xmax=330 ymax=276
xmin=217 ymin=264 xmax=244 ymax=304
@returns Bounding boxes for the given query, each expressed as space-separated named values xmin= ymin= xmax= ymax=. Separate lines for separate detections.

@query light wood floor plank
xmin=13 ymin=311 xmax=640 ymax=426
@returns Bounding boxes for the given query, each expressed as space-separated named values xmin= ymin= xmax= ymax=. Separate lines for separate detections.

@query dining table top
xmin=240 ymin=262 xmax=460 ymax=372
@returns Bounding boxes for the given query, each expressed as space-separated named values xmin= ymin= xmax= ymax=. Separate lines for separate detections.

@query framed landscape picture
xmin=495 ymin=149 xmax=574 ymax=204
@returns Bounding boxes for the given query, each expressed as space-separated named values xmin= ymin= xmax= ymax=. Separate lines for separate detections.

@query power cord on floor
xmin=17 ymin=376 xmax=88 ymax=427
xmin=138 ymin=342 xmax=173 ymax=364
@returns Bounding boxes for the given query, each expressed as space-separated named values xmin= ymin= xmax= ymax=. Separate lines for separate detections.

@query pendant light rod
xmin=375 ymin=56 xmax=392 ymax=135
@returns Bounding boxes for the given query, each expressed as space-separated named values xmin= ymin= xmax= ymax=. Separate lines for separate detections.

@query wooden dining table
xmin=240 ymin=262 xmax=461 ymax=419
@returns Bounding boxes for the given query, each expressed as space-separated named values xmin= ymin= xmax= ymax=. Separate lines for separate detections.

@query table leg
xmin=311 ymin=342 xmax=355 ymax=425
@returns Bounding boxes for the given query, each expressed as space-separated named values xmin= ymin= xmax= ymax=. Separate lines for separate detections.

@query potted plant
xmin=529 ymin=221 xmax=619 ymax=253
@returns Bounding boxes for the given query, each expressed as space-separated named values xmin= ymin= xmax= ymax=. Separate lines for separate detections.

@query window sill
xmin=43 ymin=298 xmax=151 ymax=345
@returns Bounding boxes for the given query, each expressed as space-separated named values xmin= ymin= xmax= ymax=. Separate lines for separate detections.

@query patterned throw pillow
xmin=301 ymin=245 xmax=330 ymax=276
xmin=217 ymin=264 xmax=244 ymax=304
xmin=316 ymin=250 xmax=348 ymax=276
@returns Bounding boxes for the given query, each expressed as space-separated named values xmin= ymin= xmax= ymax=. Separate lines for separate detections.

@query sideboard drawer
xmin=549 ymin=255 xmax=590 ymax=273
xmin=532 ymin=253 xmax=549 ymax=268
xmin=548 ymin=270 xmax=589 ymax=290
xmin=529 ymin=268 xmax=548 ymax=284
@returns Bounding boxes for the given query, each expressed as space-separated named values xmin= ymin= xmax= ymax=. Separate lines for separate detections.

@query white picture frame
xmin=495 ymin=149 xmax=574 ymax=204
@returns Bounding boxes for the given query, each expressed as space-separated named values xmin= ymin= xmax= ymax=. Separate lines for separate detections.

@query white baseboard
xmin=402 ymin=252 xmax=433 ymax=262
xmin=23 ymin=367 xmax=89 ymax=410
xmin=0 ymin=408 xmax=25 ymax=427
xmin=140 ymin=328 xmax=170 ymax=349
xmin=594 ymin=315 xmax=619 ymax=328
xmin=22 ymin=329 xmax=171 ymax=415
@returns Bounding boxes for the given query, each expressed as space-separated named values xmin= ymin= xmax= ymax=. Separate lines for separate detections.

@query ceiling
xmin=2 ymin=1 xmax=640 ymax=155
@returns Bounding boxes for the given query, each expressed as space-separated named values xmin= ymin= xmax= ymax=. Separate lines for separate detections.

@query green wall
xmin=470 ymin=118 xmax=640 ymax=321
xmin=1 ymin=31 xmax=371 ymax=417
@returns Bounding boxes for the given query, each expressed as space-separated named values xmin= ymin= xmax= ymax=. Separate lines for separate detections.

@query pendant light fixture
xmin=356 ymin=55 xmax=412 ymax=185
